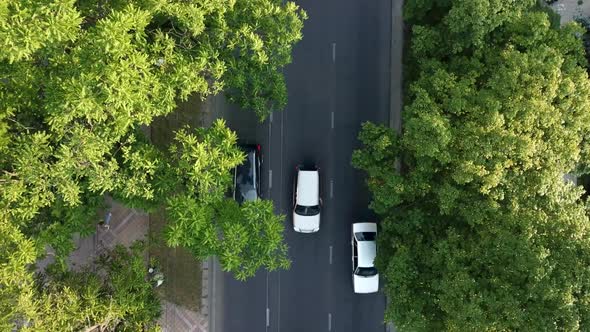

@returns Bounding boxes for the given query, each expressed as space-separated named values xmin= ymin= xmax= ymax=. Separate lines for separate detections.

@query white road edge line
xmin=266 ymin=272 xmax=269 ymax=331
xmin=329 ymin=245 xmax=333 ymax=265
xmin=267 ymin=114 xmax=272 ymax=196
xmin=278 ymin=271 xmax=282 ymax=332
xmin=330 ymin=180 xmax=334 ymax=199
xmin=328 ymin=313 xmax=332 ymax=331
xmin=331 ymin=111 xmax=334 ymax=129
xmin=269 ymin=170 xmax=273 ymax=190
xmin=332 ymin=43 xmax=336 ymax=63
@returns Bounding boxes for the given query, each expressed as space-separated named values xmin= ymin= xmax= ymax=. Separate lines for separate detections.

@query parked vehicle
xmin=233 ymin=144 xmax=262 ymax=204
xmin=351 ymin=222 xmax=379 ymax=293
xmin=293 ymin=165 xmax=321 ymax=233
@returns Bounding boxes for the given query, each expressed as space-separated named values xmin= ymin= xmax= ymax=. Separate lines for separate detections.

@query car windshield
xmin=237 ymin=152 xmax=255 ymax=186
xmin=234 ymin=151 xmax=258 ymax=203
xmin=355 ymin=232 xmax=376 ymax=241
xmin=355 ymin=267 xmax=378 ymax=277
xmin=295 ymin=204 xmax=320 ymax=216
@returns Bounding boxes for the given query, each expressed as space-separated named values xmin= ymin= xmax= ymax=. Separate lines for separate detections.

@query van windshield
xmin=355 ymin=267 xmax=378 ymax=277
xmin=295 ymin=205 xmax=320 ymax=216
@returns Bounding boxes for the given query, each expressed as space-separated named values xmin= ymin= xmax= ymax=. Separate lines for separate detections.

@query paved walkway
xmin=550 ymin=0 xmax=590 ymax=25
xmin=38 ymin=194 xmax=211 ymax=331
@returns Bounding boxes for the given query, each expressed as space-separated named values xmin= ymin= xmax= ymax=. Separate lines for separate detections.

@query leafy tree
xmin=0 ymin=230 xmax=160 ymax=331
xmin=354 ymin=4 xmax=590 ymax=331
xmin=0 ymin=214 xmax=37 ymax=331
xmin=221 ymin=0 xmax=307 ymax=120
xmin=163 ymin=120 xmax=290 ymax=280
xmin=166 ymin=197 xmax=290 ymax=280
xmin=166 ymin=119 xmax=244 ymax=202
xmin=0 ymin=0 xmax=82 ymax=63
xmin=370 ymin=181 xmax=590 ymax=331
xmin=1 ymin=0 xmax=301 ymax=265
xmin=28 ymin=241 xmax=161 ymax=331
xmin=405 ymin=0 xmax=536 ymax=53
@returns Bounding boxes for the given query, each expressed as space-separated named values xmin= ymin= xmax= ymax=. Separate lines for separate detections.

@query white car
xmin=293 ymin=166 xmax=321 ymax=233
xmin=352 ymin=222 xmax=379 ymax=293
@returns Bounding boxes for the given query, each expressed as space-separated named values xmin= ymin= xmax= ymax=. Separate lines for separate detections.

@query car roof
xmin=357 ymin=241 xmax=376 ymax=268
xmin=297 ymin=170 xmax=319 ymax=206
xmin=353 ymin=222 xmax=377 ymax=234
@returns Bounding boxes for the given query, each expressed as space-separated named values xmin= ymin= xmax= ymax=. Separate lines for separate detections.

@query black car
xmin=233 ymin=144 xmax=262 ymax=203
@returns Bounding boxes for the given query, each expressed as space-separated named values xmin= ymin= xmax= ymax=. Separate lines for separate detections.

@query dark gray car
xmin=233 ymin=144 xmax=262 ymax=204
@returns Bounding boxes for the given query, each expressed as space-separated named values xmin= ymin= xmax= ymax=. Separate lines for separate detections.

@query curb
xmin=207 ymin=257 xmax=224 ymax=332
xmin=205 ymin=95 xmax=226 ymax=332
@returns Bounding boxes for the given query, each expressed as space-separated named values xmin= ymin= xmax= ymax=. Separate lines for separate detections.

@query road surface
xmin=218 ymin=0 xmax=397 ymax=331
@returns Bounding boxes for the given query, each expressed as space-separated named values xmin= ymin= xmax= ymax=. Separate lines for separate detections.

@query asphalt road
xmin=219 ymin=0 xmax=394 ymax=331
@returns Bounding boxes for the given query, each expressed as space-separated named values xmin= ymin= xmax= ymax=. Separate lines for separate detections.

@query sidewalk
xmin=201 ymin=93 xmax=228 ymax=332
xmin=151 ymin=95 xmax=211 ymax=332
xmin=38 ymin=193 xmax=211 ymax=331
xmin=550 ymin=0 xmax=590 ymax=25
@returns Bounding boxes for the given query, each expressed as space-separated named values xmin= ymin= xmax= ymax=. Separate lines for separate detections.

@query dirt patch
xmin=151 ymin=95 xmax=206 ymax=149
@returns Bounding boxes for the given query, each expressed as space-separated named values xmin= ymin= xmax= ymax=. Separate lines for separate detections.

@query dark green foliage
xmin=354 ymin=1 xmax=590 ymax=330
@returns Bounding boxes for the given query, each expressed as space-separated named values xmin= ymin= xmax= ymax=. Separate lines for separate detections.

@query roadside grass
xmin=149 ymin=95 xmax=205 ymax=311
xmin=149 ymin=208 xmax=202 ymax=311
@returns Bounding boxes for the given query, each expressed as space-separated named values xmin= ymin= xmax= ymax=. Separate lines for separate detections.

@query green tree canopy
xmin=0 ymin=0 xmax=300 ymax=266
xmin=354 ymin=3 xmax=590 ymax=331
xmin=405 ymin=0 xmax=536 ymax=53
xmin=162 ymin=120 xmax=290 ymax=280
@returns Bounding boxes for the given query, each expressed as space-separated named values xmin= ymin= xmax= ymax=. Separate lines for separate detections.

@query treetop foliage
xmin=1 ymin=0 xmax=301 ymax=260
xmin=1 ymin=0 xmax=301 ymax=328
xmin=354 ymin=1 xmax=590 ymax=330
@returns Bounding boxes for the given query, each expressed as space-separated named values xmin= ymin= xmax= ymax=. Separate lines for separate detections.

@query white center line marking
xmin=332 ymin=43 xmax=336 ymax=63
xmin=269 ymin=170 xmax=273 ymax=190
xmin=330 ymin=180 xmax=334 ymax=199
xmin=265 ymin=273 xmax=269 ymax=331
xmin=328 ymin=313 xmax=332 ymax=331
xmin=329 ymin=245 xmax=333 ymax=264
xmin=267 ymin=115 xmax=272 ymax=197
xmin=331 ymin=111 xmax=334 ymax=129
xmin=278 ymin=271 xmax=282 ymax=332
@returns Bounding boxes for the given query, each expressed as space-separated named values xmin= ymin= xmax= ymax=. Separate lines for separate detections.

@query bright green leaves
xmin=222 ymin=0 xmax=307 ymax=120
xmin=21 ymin=242 xmax=160 ymax=331
xmin=0 ymin=2 xmax=297 ymax=327
xmin=405 ymin=0 xmax=536 ymax=54
xmin=169 ymin=119 xmax=243 ymax=202
xmin=1 ymin=132 xmax=55 ymax=224
xmin=166 ymin=197 xmax=290 ymax=281
xmin=352 ymin=122 xmax=404 ymax=215
xmin=0 ymin=0 xmax=82 ymax=63
xmin=0 ymin=214 xmax=37 ymax=330
xmin=163 ymin=121 xmax=290 ymax=280
xmin=223 ymin=199 xmax=290 ymax=280
xmin=165 ymin=193 xmax=218 ymax=254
